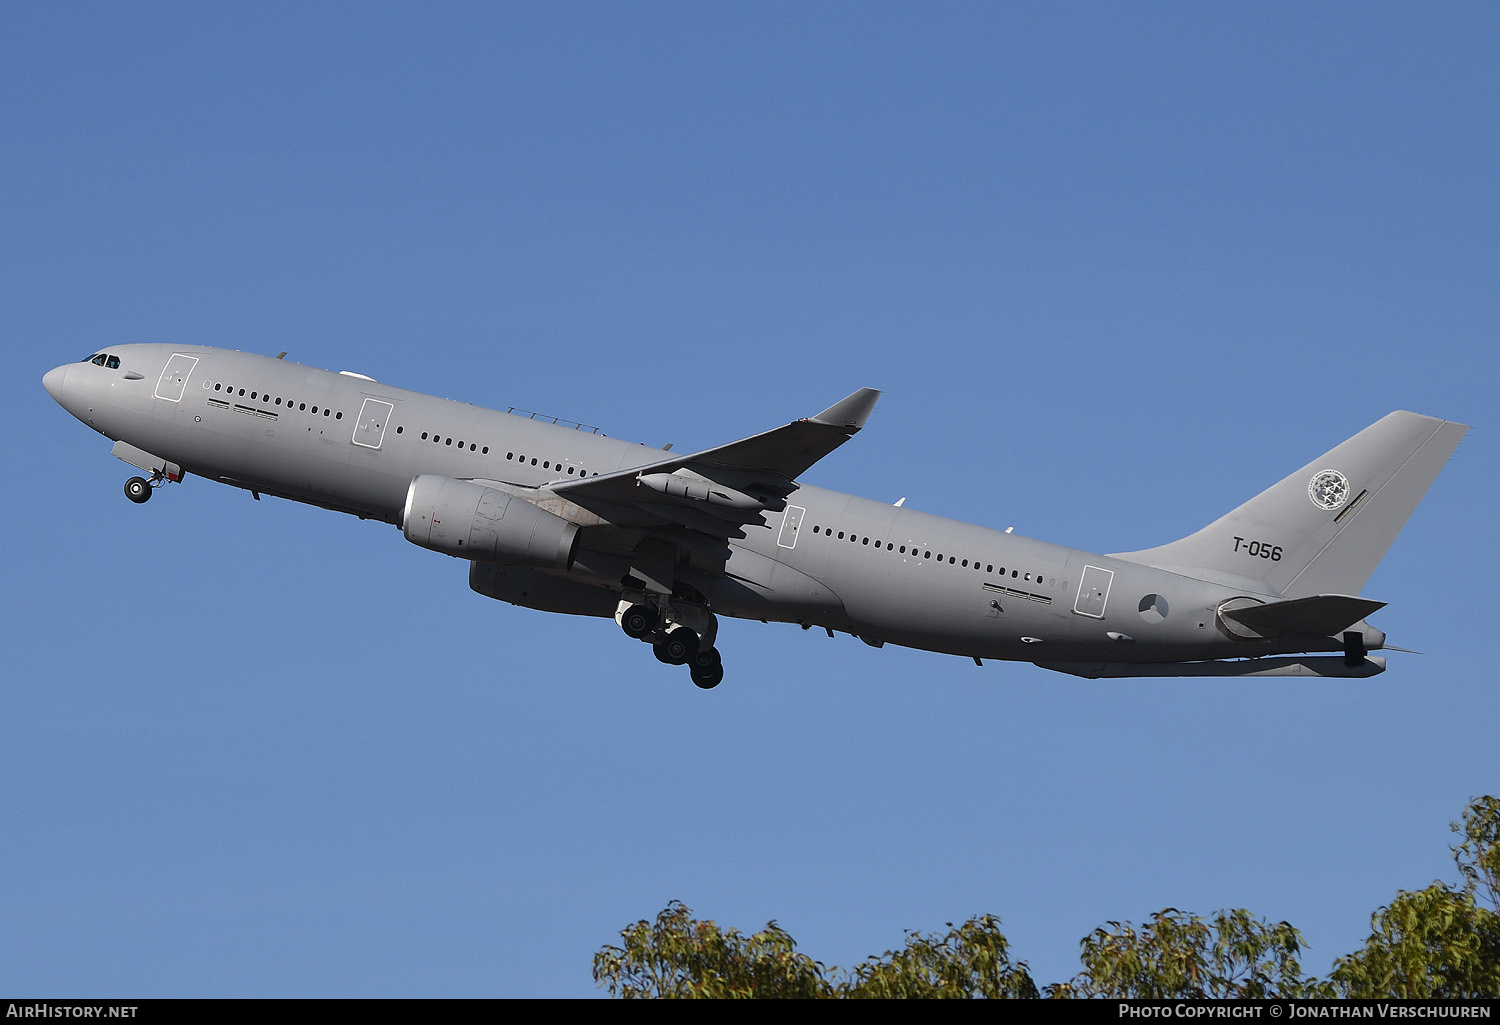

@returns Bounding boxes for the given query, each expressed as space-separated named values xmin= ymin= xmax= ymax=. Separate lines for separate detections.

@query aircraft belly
xmin=692 ymin=546 xmax=846 ymax=622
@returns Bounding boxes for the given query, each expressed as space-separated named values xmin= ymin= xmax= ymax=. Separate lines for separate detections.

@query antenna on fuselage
xmin=275 ymin=352 xmax=287 ymax=359
xmin=894 ymin=497 xmax=906 ymax=507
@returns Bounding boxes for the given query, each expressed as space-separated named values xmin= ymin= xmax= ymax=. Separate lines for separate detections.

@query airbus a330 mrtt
xmin=44 ymin=345 xmax=1467 ymax=688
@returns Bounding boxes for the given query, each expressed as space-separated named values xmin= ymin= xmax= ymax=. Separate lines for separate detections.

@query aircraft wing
xmin=548 ymin=388 xmax=880 ymax=538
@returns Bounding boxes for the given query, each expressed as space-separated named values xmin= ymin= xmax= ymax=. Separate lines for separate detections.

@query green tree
xmin=1326 ymin=882 xmax=1500 ymax=998
xmin=1055 ymin=908 xmax=1316 ymax=999
xmin=1328 ymin=796 xmax=1500 ymax=998
xmin=595 ymin=795 xmax=1500 ymax=998
xmin=1453 ymin=795 xmax=1500 ymax=911
xmin=845 ymin=914 xmax=1038 ymax=998
xmin=592 ymin=900 xmax=834 ymax=998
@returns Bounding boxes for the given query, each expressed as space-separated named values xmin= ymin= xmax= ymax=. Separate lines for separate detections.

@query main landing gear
xmin=616 ymin=597 xmax=725 ymax=689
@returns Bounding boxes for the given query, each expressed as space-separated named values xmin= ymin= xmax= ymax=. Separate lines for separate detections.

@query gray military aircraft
xmin=44 ymin=344 xmax=1467 ymax=688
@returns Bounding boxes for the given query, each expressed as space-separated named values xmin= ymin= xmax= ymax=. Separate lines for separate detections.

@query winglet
xmin=812 ymin=388 xmax=880 ymax=432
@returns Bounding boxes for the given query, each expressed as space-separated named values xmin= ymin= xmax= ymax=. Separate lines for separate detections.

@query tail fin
xmin=1113 ymin=412 xmax=1468 ymax=597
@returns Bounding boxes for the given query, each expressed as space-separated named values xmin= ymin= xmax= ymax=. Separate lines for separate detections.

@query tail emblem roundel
xmin=1308 ymin=469 xmax=1351 ymax=511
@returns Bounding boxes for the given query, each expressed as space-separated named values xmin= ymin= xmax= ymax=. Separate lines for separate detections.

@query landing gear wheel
xmin=690 ymin=646 xmax=721 ymax=671
xmin=653 ymin=642 xmax=677 ymax=664
xmin=124 ymin=477 xmax=152 ymax=504
xmin=660 ymin=626 xmax=699 ymax=666
xmin=620 ymin=603 xmax=657 ymax=639
xmin=690 ymin=661 xmax=724 ymax=689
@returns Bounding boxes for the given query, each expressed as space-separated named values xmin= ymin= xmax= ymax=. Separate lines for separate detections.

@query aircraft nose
xmin=43 ymin=364 xmax=70 ymax=403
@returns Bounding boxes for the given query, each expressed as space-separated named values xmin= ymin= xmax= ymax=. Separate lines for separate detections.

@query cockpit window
xmin=106 ymin=355 xmax=120 ymax=369
xmin=84 ymin=353 xmax=102 ymax=364
xmin=83 ymin=353 xmax=120 ymax=369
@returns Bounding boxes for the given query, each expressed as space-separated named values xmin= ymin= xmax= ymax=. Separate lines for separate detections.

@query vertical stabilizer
xmin=1113 ymin=412 xmax=1468 ymax=597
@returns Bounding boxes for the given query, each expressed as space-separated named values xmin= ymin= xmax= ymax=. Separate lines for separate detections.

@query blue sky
xmin=3 ymin=2 xmax=1496 ymax=997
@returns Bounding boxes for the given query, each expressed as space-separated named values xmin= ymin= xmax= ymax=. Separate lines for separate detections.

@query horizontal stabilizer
xmin=1220 ymin=594 xmax=1386 ymax=637
xmin=1036 ymin=656 xmax=1386 ymax=679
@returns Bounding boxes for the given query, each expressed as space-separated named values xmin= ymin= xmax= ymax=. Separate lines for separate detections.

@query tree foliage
xmin=595 ymin=796 xmax=1500 ymax=998
xmin=1057 ymin=908 xmax=1316 ymax=999
xmin=1453 ymin=795 xmax=1500 ymax=911
xmin=845 ymin=914 xmax=1038 ymax=998
xmin=592 ymin=900 xmax=832 ymax=998
xmin=1327 ymin=882 xmax=1500 ymax=997
xmin=1325 ymin=796 xmax=1500 ymax=998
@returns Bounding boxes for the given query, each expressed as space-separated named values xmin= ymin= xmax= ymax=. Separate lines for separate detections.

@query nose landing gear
xmin=123 ymin=473 xmax=170 ymax=504
xmin=124 ymin=476 xmax=152 ymax=503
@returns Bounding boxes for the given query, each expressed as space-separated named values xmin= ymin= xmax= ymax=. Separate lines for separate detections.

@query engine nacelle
xmin=402 ymin=475 xmax=579 ymax=570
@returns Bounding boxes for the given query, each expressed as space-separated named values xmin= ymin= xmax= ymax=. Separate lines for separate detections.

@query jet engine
xmin=401 ymin=475 xmax=579 ymax=570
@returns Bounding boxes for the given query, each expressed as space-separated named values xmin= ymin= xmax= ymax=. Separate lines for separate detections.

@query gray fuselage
xmin=44 ymin=343 xmax=1340 ymax=667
